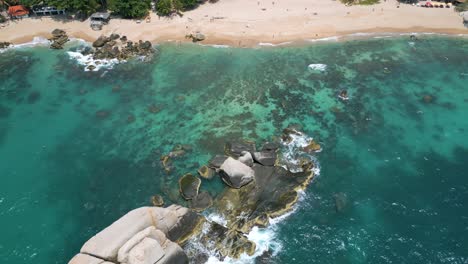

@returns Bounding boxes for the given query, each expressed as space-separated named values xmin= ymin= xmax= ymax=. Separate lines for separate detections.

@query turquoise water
xmin=0 ymin=36 xmax=467 ymax=263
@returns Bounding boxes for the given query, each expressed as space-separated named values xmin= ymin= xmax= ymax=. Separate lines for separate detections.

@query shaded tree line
xmin=2 ymin=0 xmax=219 ymax=18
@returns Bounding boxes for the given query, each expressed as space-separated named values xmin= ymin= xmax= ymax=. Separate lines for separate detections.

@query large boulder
xmin=219 ymin=157 xmax=254 ymax=188
xmin=238 ymin=151 xmax=254 ymax=167
xmin=93 ymin=36 xmax=110 ymax=48
xmin=78 ymin=206 xmax=200 ymax=262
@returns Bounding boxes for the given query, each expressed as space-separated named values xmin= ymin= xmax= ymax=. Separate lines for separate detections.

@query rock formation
xmin=69 ymin=128 xmax=318 ymax=263
xmin=186 ymin=32 xmax=206 ymax=42
xmin=0 ymin=41 xmax=11 ymax=49
xmin=49 ymin=29 xmax=70 ymax=49
xmin=69 ymin=205 xmax=201 ymax=264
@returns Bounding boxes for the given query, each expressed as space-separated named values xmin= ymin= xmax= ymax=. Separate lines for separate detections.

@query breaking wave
xmin=66 ymin=51 xmax=121 ymax=72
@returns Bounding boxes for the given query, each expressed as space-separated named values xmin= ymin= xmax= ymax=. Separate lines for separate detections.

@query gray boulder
xmin=219 ymin=157 xmax=255 ymax=188
xmin=78 ymin=206 xmax=198 ymax=262
xmin=238 ymin=151 xmax=254 ymax=167
xmin=252 ymin=150 xmax=277 ymax=166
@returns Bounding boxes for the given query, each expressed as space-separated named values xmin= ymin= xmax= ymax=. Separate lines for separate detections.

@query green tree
xmin=156 ymin=0 xmax=173 ymax=16
xmin=108 ymin=0 xmax=151 ymax=18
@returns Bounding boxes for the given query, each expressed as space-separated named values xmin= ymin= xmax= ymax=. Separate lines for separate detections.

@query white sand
xmin=1 ymin=0 xmax=467 ymax=46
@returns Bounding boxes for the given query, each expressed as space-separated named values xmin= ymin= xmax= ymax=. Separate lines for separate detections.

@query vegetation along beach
xmin=0 ymin=0 xmax=467 ymax=264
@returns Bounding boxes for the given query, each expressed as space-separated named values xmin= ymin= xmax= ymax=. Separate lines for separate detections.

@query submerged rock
xmin=334 ymin=192 xmax=348 ymax=213
xmin=179 ymin=174 xmax=201 ymax=200
xmin=197 ymin=165 xmax=215 ymax=180
xmin=219 ymin=157 xmax=255 ymax=188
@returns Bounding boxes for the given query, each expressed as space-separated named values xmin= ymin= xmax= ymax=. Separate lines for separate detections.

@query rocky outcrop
xmin=186 ymin=32 xmax=206 ymax=42
xmin=0 ymin=41 xmax=11 ymax=49
xmin=219 ymin=157 xmax=255 ymax=188
xmin=69 ymin=205 xmax=201 ymax=264
xmin=49 ymin=29 xmax=69 ymax=49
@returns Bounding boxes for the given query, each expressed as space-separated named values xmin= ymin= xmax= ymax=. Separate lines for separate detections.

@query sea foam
xmin=308 ymin=63 xmax=327 ymax=72
xmin=66 ymin=51 xmax=121 ymax=72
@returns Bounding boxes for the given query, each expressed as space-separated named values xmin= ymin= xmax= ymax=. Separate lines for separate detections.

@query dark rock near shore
xmin=219 ymin=157 xmax=255 ymax=188
xmin=49 ymin=29 xmax=69 ymax=49
xmin=92 ymin=36 xmax=109 ymax=48
xmin=0 ymin=41 xmax=11 ymax=49
xmin=186 ymin=32 xmax=206 ymax=42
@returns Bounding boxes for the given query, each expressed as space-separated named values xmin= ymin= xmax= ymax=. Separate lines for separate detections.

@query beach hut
xmin=90 ymin=12 xmax=111 ymax=30
xmin=8 ymin=5 xmax=29 ymax=19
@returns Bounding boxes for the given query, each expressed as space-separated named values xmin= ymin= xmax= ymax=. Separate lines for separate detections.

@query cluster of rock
xmin=69 ymin=205 xmax=202 ymax=264
xmin=0 ymin=41 xmax=11 ymax=49
xmin=89 ymin=34 xmax=155 ymax=60
xmin=69 ymin=128 xmax=320 ymax=263
xmin=49 ymin=29 xmax=70 ymax=49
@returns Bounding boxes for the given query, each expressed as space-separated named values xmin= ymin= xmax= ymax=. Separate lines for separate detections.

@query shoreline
xmin=1 ymin=0 xmax=466 ymax=48
xmin=4 ymin=31 xmax=468 ymax=51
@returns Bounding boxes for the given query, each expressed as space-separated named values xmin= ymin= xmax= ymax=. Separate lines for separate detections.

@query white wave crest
xmin=1 ymin=37 xmax=50 ymax=53
xmin=67 ymin=51 xmax=121 ymax=72
xmin=280 ymin=129 xmax=322 ymax=174
xmin=308 ymin=63 xmax=327 ymax=72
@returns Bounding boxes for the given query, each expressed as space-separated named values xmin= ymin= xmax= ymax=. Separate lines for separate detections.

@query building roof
xmin=90 ymin=12 xmax=111 ymax=20
xmin=8 ymin=5 xmax=29 ymax=17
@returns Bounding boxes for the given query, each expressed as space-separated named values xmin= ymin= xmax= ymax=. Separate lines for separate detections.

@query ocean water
xmin=0 ymin=36 xmax=467 ymax=264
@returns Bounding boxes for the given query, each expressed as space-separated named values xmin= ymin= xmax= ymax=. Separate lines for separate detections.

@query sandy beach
xmin=1 ymin=0 xmax=467 ymax=46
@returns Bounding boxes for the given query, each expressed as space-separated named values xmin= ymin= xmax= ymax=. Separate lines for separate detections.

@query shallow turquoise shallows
xmin=1 ymin=36 xmax=467 ymax=264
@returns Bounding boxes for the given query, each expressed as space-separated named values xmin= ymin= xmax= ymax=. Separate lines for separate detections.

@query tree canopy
xmin=107 ymin=0 xmax=151 ymax=18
